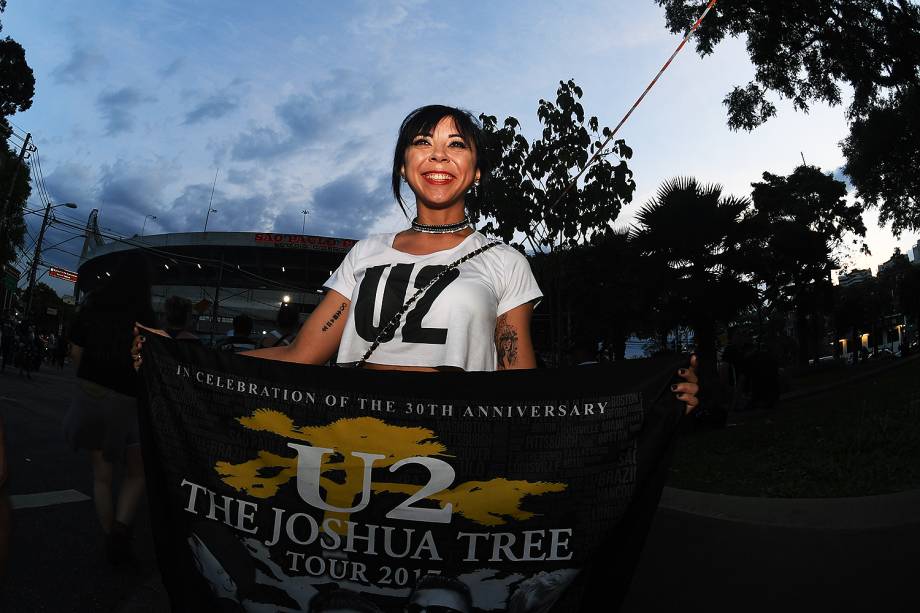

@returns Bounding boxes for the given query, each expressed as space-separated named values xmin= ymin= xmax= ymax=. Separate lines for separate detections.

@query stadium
xmin=76 ymin=210 xmax=355 ymax=342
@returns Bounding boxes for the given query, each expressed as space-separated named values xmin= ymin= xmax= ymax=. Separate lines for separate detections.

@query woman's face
xmin=402 ymin=115 xmax=480 ymax=211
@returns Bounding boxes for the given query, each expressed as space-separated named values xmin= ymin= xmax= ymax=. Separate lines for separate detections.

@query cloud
xmin=96 ymin=87 xmax=156 ymax=135
xmin=42 ymin=161 xmax=97 ymax=207
xmin=163 ymin=183 xmax=273 ymax=234
xmin=184 ymin=94 xmax=239 ymax=125
xmin=159 ymin=58 xmax=185 ymax=78
xmin=230 ymin=69 xmax=393 ymax=161
xmin=96 ymin=158 xmax=178 ymax=234
xmin=51 ymin=46 xmax=107 ymax=84
xmin=303 ymin=172 xmax=395 ymax=238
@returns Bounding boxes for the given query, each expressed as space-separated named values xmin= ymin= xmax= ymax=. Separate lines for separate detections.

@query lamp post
xmin=203 ymin=207 xmax=217 ymax=232
xmin=25 ymin=201 xmax=77 ymax=317
xmin=301 ymin=209 xmax=310 ymax=234
xmin=141 ymin=214 xmax=157 ymax=236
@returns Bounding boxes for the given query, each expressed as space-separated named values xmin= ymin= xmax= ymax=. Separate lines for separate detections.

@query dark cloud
xmin=230 ymin=69 xmax=393 ymax=161
xmin=163 ymin=184 xmax=274 ymax=234
xmin=95 ymin=159 xmax=176 ymax=235
xmin=96 ymin=87 xmax=156 ymax=135
xmin=51 ymin=46 xmax=106 ymax=84
xmin=301 ymin=172 xmax=395 ymax=238
xmin=184 ymin=94 xmax=239 ymax=125
xmin=42 ymin=162 xmax=97 ymax=207
xmin=159 ymin=58 xmax=185 ymax=78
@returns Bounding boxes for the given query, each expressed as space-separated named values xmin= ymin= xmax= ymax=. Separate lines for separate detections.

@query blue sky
xmin=5 ymin=0 xmax=917 ymax=297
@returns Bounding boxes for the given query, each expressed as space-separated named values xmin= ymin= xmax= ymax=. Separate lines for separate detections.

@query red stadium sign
xmin=49 ymin=267 xmax=78 ymax=283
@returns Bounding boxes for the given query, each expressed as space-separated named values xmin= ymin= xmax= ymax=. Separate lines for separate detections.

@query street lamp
xmin=25 ymin=201 xmax=77 ymax=316
xmin=141 ymin=214 xmax=157 ymax=236
xmin=301 ymin=209 xmax=310 ymax=234
xmin=203 ymin=207 xmax=218 ymax=232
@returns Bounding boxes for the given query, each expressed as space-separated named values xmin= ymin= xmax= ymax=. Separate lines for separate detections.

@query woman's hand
xmin=131 ymin=323 xmax=167 ymax=371
xmin=672 ymin=354 xmax=700 ymax=415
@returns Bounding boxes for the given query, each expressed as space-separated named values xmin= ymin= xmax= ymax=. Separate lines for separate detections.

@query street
xmin=0 ymin=364 xmax=165 ymax=612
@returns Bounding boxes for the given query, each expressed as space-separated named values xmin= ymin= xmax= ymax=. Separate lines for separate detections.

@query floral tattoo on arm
xmin=321 ymin=303 xmax=347 ymax=333
xmin=496 ymin=314 xmax=519 ymax=370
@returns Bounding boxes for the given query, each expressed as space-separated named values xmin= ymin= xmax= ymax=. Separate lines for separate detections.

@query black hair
xmin=276 ymin=303 xmax=299 ymax=329
xmin=163 ymin=295 xmax=193 ymax=329
xmin=309 ymin=588 xmax=383 ymax=613
xmin=408 ymin=574 xmax=473 ymax=611
xmin=232 ymin=313 xmax=253 ymax=337
xmin=391 ymin=104 xmax=490 ymax=217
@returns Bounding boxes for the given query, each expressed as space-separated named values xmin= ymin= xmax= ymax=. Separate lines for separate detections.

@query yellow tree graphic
xmin=216 ymin=410 xmax=566 ymax=528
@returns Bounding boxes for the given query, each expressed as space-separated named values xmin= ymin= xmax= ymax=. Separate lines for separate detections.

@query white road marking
xmin=10 ymin=489 xmax=91 ymax=510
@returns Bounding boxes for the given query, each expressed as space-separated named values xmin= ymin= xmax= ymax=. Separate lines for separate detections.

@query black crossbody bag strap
xmin=355 ymin=241 xmax=501 ymax=368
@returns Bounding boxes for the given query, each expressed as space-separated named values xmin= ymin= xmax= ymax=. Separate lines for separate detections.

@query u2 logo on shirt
xmin=353 ymin=263 xmax=460 ymax=344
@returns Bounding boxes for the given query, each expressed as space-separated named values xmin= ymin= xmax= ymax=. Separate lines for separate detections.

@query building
xmin=912 ymin=239 xmax=920 ymax=264
xmin=77 ymin=210 xmax=355 ymax=341
xmin=878 ymin=252 xmax=911 ymax=275
xmin=837 ymin=268 xmax=872 ymax=287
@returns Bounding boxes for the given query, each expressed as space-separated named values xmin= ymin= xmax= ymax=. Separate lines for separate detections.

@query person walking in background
xmin=260 ymin=303 xmax=299 ymax=348
xmin=63 ymin=253 xmax=157 ymax=565
xmin=162 ymin=295 xmax=200 ymax=342
xmin=53 ymin=332 xmax=69 ymax=369
xmin=218 ymin=314 xmax=257 ymax=353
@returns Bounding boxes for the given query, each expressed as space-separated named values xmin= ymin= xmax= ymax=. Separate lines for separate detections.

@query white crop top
xmin=324 ymin=231 xmax=542 ymax=371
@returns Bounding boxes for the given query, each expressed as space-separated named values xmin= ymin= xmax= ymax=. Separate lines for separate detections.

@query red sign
xmin=49 ymin=267 xmax=78 ymax=283
xmin=254 ymin=234 xmax=357 ymax=252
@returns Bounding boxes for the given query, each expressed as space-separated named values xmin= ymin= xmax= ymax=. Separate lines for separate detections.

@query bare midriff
xmin=362 ymin=363 xmax=460 ymax=373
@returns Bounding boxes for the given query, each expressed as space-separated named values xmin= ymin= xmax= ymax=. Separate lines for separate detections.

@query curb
xmin=658 ymin=485 xmax=920 ymax=530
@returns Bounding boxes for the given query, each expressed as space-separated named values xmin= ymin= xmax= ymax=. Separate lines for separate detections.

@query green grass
xmin=667 ymin=356 xmax=920 ymax=497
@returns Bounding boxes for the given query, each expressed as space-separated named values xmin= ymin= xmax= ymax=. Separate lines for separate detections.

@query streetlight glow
xmin=282 ymin=295 xmax=291 ymax=303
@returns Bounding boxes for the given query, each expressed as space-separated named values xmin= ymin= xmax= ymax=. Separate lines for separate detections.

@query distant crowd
xmin=0 ymin=318 xmax=69 ymax=378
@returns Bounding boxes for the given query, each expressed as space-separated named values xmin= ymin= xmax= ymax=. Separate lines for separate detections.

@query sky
xmin=5 ymin=0 xmax=918 ymax=297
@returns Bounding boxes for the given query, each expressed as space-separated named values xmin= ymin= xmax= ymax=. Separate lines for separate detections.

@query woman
xmin=66 ymin=252 xmax=157 ymax=564
xmin=135 ymin=105 xmax=699 ymax=406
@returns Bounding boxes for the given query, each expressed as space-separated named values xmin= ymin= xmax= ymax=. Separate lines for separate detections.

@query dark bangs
xmin=391 ymin=104 xmax=490 ymax=216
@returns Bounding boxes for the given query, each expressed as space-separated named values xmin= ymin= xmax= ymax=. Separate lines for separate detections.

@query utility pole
xmin=0 ymin=132 xmax=32 ymax=237
xmin=25 ymin=202 xmax=76 ymax=317
xmin=25 ymin=200 xmax=52 ymax=317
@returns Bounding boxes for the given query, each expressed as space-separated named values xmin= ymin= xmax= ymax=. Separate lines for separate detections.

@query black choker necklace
xmin=411 ymin=216 xmax=471 ymax=234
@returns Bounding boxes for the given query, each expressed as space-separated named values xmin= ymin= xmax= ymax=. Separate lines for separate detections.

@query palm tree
xmin=631 ymin=177 xmax=757 ymax=370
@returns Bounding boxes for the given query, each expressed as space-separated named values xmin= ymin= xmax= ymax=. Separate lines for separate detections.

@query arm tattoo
xmin=496 ymin=314 xmax=519 ymax=370
xmin=321 ymin=303 xmax=347 ymax=332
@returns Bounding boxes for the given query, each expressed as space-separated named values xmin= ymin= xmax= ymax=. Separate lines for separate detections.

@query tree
xmin=471 ymin=80 xmax=637 ymax=361
xmin=631 ymin=177 xmax=757 ymax=369
xmin=0 ymin=0 xmax=35 ymax=269
xmin=470 ymin=79 xmax=636 ymax=251
xmin=654 ymin=1 xmax=920 ymax=234
xmin=746 ymin=165 xmax=867 ymax=365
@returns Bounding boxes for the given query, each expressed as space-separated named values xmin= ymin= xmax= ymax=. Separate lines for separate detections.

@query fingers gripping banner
xmin=138 ymin=335 xmax=686 ymax=612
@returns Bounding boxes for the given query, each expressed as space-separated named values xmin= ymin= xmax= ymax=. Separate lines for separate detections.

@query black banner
xmin=138 ymin=335 xmax=686 ymax=612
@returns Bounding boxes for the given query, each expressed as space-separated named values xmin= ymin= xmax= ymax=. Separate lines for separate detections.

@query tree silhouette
xmin=654 ymin=0 xmax=920 ymax=234
xmin=631 ymin=177 xmax=756 ymax=369
xmin=0 ymin=2 xmax=35 ymax=270
xmin=470 ymin=79 xmax=635 ymax=252
xmin=747 ymin=165 xmax=866 ymax=365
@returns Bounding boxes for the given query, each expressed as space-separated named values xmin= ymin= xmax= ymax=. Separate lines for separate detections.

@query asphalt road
xmin=2 ymin=364 xmax=919 ymax=612
xmin=0 ymin=364 xmax=165 ymax=613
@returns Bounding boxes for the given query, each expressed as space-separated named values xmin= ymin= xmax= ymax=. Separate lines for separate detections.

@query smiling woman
xmin=235 ymin=104 xmax=541 ymax=372
xmin=131 ymin=104 xmax=700 ymax=403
